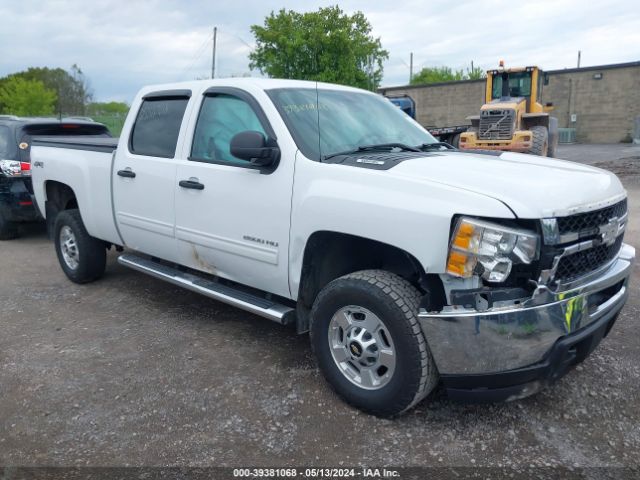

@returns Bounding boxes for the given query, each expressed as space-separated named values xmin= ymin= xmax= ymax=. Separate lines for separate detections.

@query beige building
xmin=379 ymin=61 xmax=640 ymax=143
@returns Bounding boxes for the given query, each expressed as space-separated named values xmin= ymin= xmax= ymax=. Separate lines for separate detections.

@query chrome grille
xmin=540 ymin=199 xmax=628 ymax=285
xmin=479 ymin=109 xmax=515 ymax=140
xmin=555 ymin=236 xmax=623 ymax=282
xmin=557 ymin=199 xmax=627 ymax=235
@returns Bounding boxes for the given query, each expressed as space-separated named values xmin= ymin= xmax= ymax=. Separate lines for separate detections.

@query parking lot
xmin=1 ymin=144 xmax=639 ymax=469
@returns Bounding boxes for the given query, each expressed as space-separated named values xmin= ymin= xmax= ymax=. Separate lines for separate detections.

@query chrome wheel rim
xmin=328 ymin=305 xmax=396 ymax=390
xmin=59 ymin=226 xmax=79 ymax=270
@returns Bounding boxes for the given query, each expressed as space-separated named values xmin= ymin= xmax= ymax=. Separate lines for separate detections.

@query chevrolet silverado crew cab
xmin=0 ymin=116 xmax=110 ymax=239
xmin=30 ymin=79 xmax=634 ymax=416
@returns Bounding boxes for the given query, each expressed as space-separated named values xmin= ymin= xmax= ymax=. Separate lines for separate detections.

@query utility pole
xmin=577 ymin=50 xmax=581 ymax=68
xmin=409 ymin=52 xmax=414 ymax=83
xmin=211 ymin=26 xmax=217 ymax=79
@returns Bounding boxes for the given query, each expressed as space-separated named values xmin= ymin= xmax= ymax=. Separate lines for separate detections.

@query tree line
xmin=410 ymin=65 xmax=486 ymax=85
xmin=0 ymin=65 xmax=128 ymax=118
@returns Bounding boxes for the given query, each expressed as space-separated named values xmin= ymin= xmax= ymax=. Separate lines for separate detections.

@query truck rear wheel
xmin=529 ymin=126 xmax=549 ymax=156
xmin=309 ymin=270 xmax=438 ymax=417
xmin=54 ymin=209 xmax=106 ymax=284
xmin=0 ymin=210 xmax=19 ymax=240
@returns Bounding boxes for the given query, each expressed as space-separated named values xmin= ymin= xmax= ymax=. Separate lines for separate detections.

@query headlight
xmin=446 ymin=217 xmax=539 ymax=282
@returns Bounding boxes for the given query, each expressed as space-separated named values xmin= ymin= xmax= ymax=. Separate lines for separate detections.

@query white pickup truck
xmin=31 ymin=78 xmax=634 ymax=416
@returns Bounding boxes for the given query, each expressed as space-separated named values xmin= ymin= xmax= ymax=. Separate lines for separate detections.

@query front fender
xmin=288 ymin=153 xmax=514 ymax=300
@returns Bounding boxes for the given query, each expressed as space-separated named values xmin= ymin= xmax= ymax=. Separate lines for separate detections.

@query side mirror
xmin=543 ymin=73 xmax=549 ymax=85
xmin=230 ymin=131 xmax=279 ymax=167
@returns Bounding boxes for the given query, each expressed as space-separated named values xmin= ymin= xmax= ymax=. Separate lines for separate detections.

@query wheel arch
xmin=294 ymin=230 xmax=445 ymax=333
xmin=44 ymin=181 xmax=80 ymax=237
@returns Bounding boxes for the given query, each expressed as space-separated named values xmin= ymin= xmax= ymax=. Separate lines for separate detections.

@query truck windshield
xmin=492 ymin=72 xmax=532 ymax=99
xmin=267 ymin=88 xmax=437 ymax=161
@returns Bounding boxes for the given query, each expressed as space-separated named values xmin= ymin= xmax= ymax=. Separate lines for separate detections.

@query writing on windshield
xmin=267 ymin=87 xmax=437 ymax=161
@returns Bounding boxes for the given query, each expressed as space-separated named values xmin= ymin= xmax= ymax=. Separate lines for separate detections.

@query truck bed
xmin=32 ymin=136 xmax=119 ymax=153
xmin=30 ymin=137 xmax=122 ymax=246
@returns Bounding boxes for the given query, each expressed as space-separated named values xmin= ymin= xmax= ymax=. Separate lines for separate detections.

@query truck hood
xmin=390 ymin=150 xmax=626 ymax=218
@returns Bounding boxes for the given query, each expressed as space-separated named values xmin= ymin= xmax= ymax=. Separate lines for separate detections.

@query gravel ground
xmin=1 ymin=144 xmax=639 ymax=472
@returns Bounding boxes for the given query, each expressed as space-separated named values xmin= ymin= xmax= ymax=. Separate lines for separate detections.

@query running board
xmin=117 ymin=253 xmax=295 ymax=325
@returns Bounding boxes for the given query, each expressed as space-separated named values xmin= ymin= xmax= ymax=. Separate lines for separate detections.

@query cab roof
xmin=136 ymin=77 xmax=368 ymax=97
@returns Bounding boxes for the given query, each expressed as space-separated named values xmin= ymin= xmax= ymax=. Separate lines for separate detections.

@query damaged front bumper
xmin=418 ymin=243 xmax=635 ymax=401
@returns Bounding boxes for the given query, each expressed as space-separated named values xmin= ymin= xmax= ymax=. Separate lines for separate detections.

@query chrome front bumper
xmin=418 ymin=243 xmax=635 ymax=375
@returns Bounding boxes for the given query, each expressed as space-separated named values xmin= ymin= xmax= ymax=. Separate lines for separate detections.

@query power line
xmin=179 ymin=31 xmax=214 ymax=79
xmin=178 ymin=27 xmax=256 ymax=81
xmin=211 ymin=28 xmax=256 ymax=78
xmin=217 ymin=28 xmax=254 ymax=51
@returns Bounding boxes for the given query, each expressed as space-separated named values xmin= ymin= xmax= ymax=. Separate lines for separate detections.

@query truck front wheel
xmin=54 ymin=209 xmax=106 ymax=284
xmin=310 ymin=270 xmax=439 ymax=417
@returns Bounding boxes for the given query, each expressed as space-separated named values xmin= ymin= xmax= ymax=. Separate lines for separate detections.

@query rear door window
xmin=130 ymin=97 xmax=189 ymax=158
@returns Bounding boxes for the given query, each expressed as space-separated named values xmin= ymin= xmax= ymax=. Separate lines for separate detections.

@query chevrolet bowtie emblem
xmin=599 ymin=217 xmax=620 ymax=246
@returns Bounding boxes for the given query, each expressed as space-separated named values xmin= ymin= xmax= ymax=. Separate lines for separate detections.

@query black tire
xmin=53 ymin=209 xmax=106 ymax=283
xmin=547 ymin=117 xmax=559 ymax=158
xmin=528 ymin=126 xmax=549 ymax=156
xmin=547 ymin=137 xmax=557 ymax=158
xmin=0 ymin=209 xmax=19 ymax=240
xmin=310 ymin=270 xmax=439 ymax=417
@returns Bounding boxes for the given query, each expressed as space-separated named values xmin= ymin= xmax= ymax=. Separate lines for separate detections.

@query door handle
xmin=117 ymin=169 xmax=136 ymax=178
xmin=179 ymin=179 xmax=205 ymax=190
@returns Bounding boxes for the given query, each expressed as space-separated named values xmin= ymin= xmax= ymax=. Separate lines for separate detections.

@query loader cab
xmin=485 ymin=66 xmax=546 ymax=113
xmin=491 ymin=71 xmax=532 ymax=100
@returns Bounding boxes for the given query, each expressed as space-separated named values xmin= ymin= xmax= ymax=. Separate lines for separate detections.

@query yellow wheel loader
xmin=459 ymin=64 xmax=559 ymax=157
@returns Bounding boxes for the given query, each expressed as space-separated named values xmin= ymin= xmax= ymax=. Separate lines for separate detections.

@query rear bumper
xmin=459 ymin=131 xmax=532 ymax=152
xmin=0 ymin=177 xmax=41 ymax=222
xmin=418 ymin=243 xmax=635 ymax=400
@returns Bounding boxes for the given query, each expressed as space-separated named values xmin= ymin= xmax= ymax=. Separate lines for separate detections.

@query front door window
xmin=191 ymin=94 xmax=266 ymax=165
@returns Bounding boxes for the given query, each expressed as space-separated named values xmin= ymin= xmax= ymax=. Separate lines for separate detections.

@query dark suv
xmin=0 ymin=116 xmax=111 ymax=239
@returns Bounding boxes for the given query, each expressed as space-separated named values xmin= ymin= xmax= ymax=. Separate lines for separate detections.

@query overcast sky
xmin=1 ymin=0 xmax=638 ymax=103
